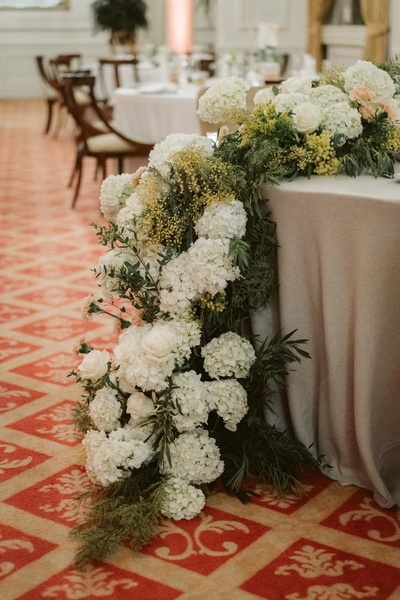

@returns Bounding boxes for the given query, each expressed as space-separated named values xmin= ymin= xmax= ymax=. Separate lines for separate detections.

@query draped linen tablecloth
xmin=259 ymin=174 xmax=400 ymax=508
xmin=113 ymin=85 xmax=200 ymax=144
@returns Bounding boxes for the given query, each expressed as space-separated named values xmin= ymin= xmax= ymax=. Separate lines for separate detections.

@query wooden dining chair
xmin=98 ymin=56 xmax=140 ymax=98
xmin=35 ymin=55 xmax=64 ymax=135
xmin=61 ymin=74 xmax=153 ymax=208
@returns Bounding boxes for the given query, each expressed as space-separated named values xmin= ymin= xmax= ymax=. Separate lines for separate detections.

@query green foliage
xmin=71 ymin=467 xmax=165 ymax=569
xmin=382 ymin=55 xmax=400 ymax=95
xmin=91 ymin=0 xmax=148 ymax=37
xmin=215 ymin=417 xmax=319 ymax=500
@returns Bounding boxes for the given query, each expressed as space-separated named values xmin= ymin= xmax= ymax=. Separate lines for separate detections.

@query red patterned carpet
xmin=0 ymin=99 xmax=400 ymax=600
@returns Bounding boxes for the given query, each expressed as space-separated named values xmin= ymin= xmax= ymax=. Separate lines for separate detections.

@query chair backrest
xmin=61 ymin=74 xmax=101 ymax=146
xmin=35 ymin=55 xmax=61 ymax=94
xmin=61 ymin=73 xmax=153 ymax=149
xmin=98 ymin=57 xmax=140 ymax=96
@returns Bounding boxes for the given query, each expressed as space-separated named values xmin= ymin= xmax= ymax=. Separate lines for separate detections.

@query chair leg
xmin=101 ymin=157 xmax=107 ymax=181
xmin=44 ymin=98 xmax=55 ymax=135
xmin=68 ymin=147 xmax=80 ymax=188
xmin=117 ymin=156 xmax=123 ymax=174
xmin=71 ymin=151 xmax=83 ymax=209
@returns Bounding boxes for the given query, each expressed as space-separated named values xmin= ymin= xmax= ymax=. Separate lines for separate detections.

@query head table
xmin=256 ymin=173 xmax=400 ymax=508
xmin=113 ymin=84 xmax=201 ymax=145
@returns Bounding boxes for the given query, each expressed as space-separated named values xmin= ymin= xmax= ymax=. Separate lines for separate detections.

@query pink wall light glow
xmin=167 ymin=0 xmax=193 ymax=55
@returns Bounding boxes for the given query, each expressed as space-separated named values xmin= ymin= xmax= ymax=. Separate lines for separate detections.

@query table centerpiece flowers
xmin=71 ymin=58 xmax=399 ymax=568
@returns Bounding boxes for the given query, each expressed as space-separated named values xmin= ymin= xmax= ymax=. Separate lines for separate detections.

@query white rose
xmin=253 ymin=87 xmax=275 ymax=105
xmin=78 ymin=349 xmax=110 ymax=381
xmin=140 ymin=324 xmax=177 ymax=363
xmin=126 ymin=391 xmax=156 ymax=422
xmin=292 ymin=102 xmax=322 ymax=134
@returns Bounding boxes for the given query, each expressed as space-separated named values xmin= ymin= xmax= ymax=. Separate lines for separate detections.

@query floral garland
xmin=71 ymin=59 xmax=399 ymax=567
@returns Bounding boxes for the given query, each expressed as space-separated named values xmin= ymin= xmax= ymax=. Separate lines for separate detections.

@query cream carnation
xmin=197 ymin=77 xmax=249 ymax=124
xmin=161 ymin=478 xmax=206 ymax=520
xmin=161 ymin=429 xmax=224 ymax=484
xmin=77 ymin=349 xmax=110 ymax=381
xmin=89 ymin=386 xmax=122 ymax=431
xmin=201 ymin=332 xmax=256 ymax=379
xmin=99 ymin=173 xmax=135 ymax=221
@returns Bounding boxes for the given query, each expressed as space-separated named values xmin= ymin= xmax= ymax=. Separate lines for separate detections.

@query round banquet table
xmin=112 ymin=84 xmax=201 ymax=144
xmin=256 ymin=173 xmax=400 ymax=508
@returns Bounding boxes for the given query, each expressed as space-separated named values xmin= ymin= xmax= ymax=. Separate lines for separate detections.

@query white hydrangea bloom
xmin=89 ymin=386 xmax=122 ymax=431
xmin=161 ymin=477 xmax=206 ymax=520
xmin=207 ymin=379 xmax=248 ymax=431
xmin=97 ymin=247 xmax=137 ymax=300
xmin=161 ymin=429 xmax=224 ymax=484
xmin=201 ymin=332 xmax=256 ymax=379
xmin=77 ymin=349 xmax=110 ymax=381
xmin=280 ymin=76 xmax=314 ymax=95
xmin=170 ymin=317 xmax=202 ymax=366
xmin=115 ymin=192 xmax=145 ymax=240
xmin=344 ymin=60 xmax=395 ymax=101
xmin=159 ymin=238 xmax=240 ymax=316
xmin=170 ymin=371 xmax=209 ymax=432
xmin=322 ymin=102 xmax=363 ymax=144
xmin=83 ymin=427 xmax=154 ymax=487
xmin=310 ymin=84 xmax=349 ymax=109
xmin=197 ymin=77 xmax=249 ymax=124
xmin=148 ymin=133 xmax=214 ymax=178
xmin=195 ymin=199 xmax=247 ymax=240
xmin=187 ymin=237 xmax=240 ymax=296
xmin=274 ymin=93 xmax=310 ymax=114
xmin=99 ymin=173 xmax=135 ymax=221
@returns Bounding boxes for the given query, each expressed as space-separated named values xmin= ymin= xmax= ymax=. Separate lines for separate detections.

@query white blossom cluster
xmin=159 ymin=237 xmax=240 ymax=316
xmin=114 ymin=318 xmax=201 ymax=392
xmin=202 ymin=332 xmax=256 ymax=379
xmin=147 ymin=133 xmax=214 ymax=178
xmin=170 ymin=371 xmax=209 ymax=432
xmin=83 ymin=427 xmax=154 ymax=487
xmin=322 ymin=102 xmax=363 ymax=144
xmin=310 ymin=84 xmax=350 ymax=109
xmin=89 ymin=386 xmax=122 ymax=431
xmin=96 ymin=248 xmax=137 ymax=300
xmin=197 ymin=77 xmax=249 ymax=124
xmin=207 ymin=379 xmax=248 ymax=432
xmin=77 ymin=129 xmax=257 ymax=517
xmin=160 ymin=477 xmax=206 ymax=520
xmin=99 ymin=173 xmax=135 ymax=221
xmin=194 ymin=198 xmax=247 ymax=240
xmin=161 ymin=429 xmax=224 ymax=484
xmin=344 ymin=60 xmax=395 ymax=101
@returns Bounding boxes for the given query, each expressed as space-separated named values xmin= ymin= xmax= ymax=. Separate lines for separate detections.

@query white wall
xmin=0 ymin=0 xmax=111 ymax=98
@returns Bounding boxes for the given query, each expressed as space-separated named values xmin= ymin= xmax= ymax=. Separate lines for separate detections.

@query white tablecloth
xmin=259 ymin=174 xmax=400 ymax=508
xmin=113 ymin=85 xmax=201 ymax=144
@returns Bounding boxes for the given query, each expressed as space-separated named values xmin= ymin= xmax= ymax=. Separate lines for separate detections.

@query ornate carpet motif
xmin=0 ymin=100 xmax=399 ymax=599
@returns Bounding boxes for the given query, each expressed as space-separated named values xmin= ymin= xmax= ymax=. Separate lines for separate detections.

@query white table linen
xmin=113 ymin=85 xmax=201 ymax=144
xmin=259 ymin=174 xmax=400 ymax=508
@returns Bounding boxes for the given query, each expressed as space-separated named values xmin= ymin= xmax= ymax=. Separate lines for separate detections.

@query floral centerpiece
xmin=71 ymin=59 xmax=399 ymax=568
